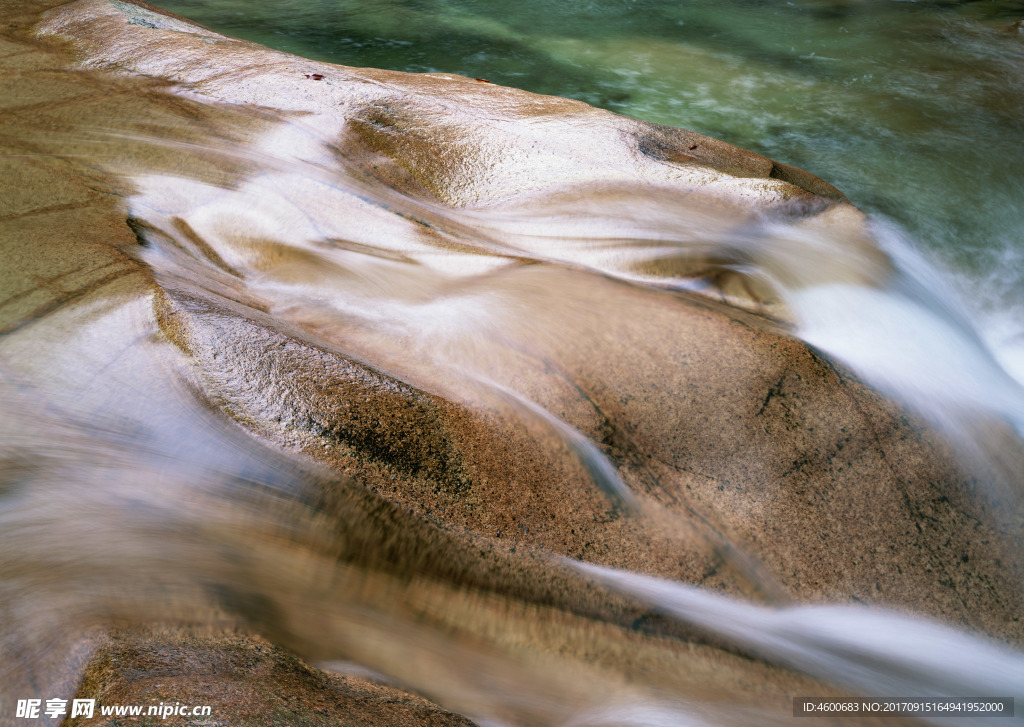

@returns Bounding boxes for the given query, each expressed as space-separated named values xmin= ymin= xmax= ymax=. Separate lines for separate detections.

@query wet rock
xmin=68 ymin=627 xmax=477 ymax=727
xmin=1 ymin=1 xmax=1022 ymax=725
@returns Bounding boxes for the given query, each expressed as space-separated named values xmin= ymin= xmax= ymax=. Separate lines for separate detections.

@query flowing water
xmin=2 ymin=1 xmax=1024 ymax=725
xmin=153 ymin=0 xmax=1024 ymax=381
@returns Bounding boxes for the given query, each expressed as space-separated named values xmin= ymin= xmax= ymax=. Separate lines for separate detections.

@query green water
xmin=157 ymin=0 xmax=1024 ymax=361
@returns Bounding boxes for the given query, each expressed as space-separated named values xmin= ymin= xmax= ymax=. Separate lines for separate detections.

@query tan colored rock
xmin=67 ymin=627 xmax=475 ymax=727
xmin=0 ymin=1 xmax=1022 ymax=725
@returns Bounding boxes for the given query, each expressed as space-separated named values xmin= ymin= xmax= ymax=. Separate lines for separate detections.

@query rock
xmin=68 ymin=627 xmax=476 ymax=727
xmin=1 ymin=0 xmax=1022 ymax=724
xmin=33 ymin=0 xmax=878 ymax=322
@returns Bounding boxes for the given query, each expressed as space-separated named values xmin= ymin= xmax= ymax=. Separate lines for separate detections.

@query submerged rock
xmin=1 ymin=0 xmax=1023 ymax=724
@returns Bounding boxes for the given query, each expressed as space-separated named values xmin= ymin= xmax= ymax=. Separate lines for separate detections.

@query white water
xmin=113 ymin=106 xmax=1024 ymax=723
xmin=578 ymin=561 xmax=1024 ymax=726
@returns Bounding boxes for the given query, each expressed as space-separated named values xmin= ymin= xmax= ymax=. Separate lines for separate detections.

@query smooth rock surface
xmin=1 ymin=0 xmax=1022 ymax=725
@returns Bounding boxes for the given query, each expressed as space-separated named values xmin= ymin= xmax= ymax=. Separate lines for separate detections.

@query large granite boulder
xmin=1 ymin=0 xmax=1022 ymax=724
